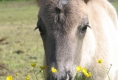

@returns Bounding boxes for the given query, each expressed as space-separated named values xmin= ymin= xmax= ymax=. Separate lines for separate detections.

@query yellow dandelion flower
xmin=76 ymin=66 xmax=82 ymax=72
xmin=82 ymin=68 xmax=88 ymax=77
xmin=40 ymin=66 xmax=47 ymax=69
xmin=85 ymin=72 xmax=91 ymax=77
xmin=51 ymin=67 xmax=57 ymax=73
xmin=31 ymin=63 xmax=36 ymax=67
xmin=82 ymin=68 xmax=87 ymax=74
xmin=84 ymin=72 xmax=89 ymax=77
xmin=82 ymin=68 xmax=92 ymax=77
xmin=97 ymin=59 xmax=102 ymax=64
xmin=6 ymin=76 xmax=12 ymax=80
xmin=88 ymin=72 xmax=92 ymax=77
xmin=85 ymin=72 xmax=92 ymax=77
xmin=26 ymin=75 xmax=30 ymax=80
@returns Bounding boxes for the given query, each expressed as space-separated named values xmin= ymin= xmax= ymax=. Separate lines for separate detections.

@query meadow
xmin=0 ymin=1 xmax=44 ymax=80
xmin=0 ymin=1 xmax=118 ymax=80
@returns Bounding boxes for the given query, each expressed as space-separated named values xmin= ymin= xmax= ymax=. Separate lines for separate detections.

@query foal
xmin=36 ymin=0 xmax=118 ymax=80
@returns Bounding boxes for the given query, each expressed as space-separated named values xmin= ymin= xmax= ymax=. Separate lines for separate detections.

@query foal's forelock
xmin=39 ymin=0 xmax=88 ymax=34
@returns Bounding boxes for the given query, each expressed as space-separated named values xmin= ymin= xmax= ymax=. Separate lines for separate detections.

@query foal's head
xmin=36 ymin=0 xmax=90 ymax=79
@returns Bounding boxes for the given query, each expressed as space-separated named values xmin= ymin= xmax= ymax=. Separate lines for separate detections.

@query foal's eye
xmin=81 ymin=25 xmax=87 ymax=33
xmin=38 ymin=26 xmax=45 ymax=35
xmin=36 ymin=18 xmax=45 ymax=36
xmin=80 ymin=24 xmax=90 ymax=33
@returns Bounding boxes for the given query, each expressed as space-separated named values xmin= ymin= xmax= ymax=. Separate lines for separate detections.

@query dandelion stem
xmin=107 ymin=64 xmax=112 ymax=74
xmin=42 ymin=70 xmax=46 ymax=80
xmin=75 ymin=73 xmax=79 ymax=80
xmin=45 ymin=72 xmax=52 ymax=80
xmin=100 ymin=64 xmax=111 ymax=80
xmin=103 ymin=68 xmax=110 ymax=80
xmin=107 ymin=64 xmax=112 ymax=80
xmin=36 ymin=70 xmax=40 ymax=76
xmin=85 ymin=77 xmax=88 ymax=80
xmin=33 ymin=67 xmax=38 ymax=80
xmin=107 ymin=74 xmax=110 ymax=80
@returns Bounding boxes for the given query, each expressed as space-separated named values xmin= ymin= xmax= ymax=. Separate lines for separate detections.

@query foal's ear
xmin=84 ymin=0 xmax=89 ymax=4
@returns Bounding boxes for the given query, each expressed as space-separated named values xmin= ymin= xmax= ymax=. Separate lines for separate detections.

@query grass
xmin=0 ymin=1 xmax=44 ymax=80
xmin=0 ymin=1 xmax=118 ymax=80
xmin=112 ymin=1 xmax=118 ymax=11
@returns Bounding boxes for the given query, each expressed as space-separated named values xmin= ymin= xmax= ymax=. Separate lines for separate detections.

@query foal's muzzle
xmin=47 ymin=72 xmax=73 ymax=80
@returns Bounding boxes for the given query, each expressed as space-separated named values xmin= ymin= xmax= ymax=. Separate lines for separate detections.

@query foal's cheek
xmin=41 ymin=34 xmax=48 ymax=48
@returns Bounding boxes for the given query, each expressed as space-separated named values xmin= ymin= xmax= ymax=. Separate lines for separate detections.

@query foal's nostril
xmin=47 ymin=74 xmax=73 ymax=80
xmin=48 ymin=75 xmax=57 ymax=80
xmin=47 ymin=71 xmax=73 ymax=80
xmin=66 ymin=73 xmax=72 ymax=80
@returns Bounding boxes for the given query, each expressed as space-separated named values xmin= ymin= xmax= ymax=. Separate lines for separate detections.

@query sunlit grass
xmin=0 ymin=1 xmax=39 ymax=26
